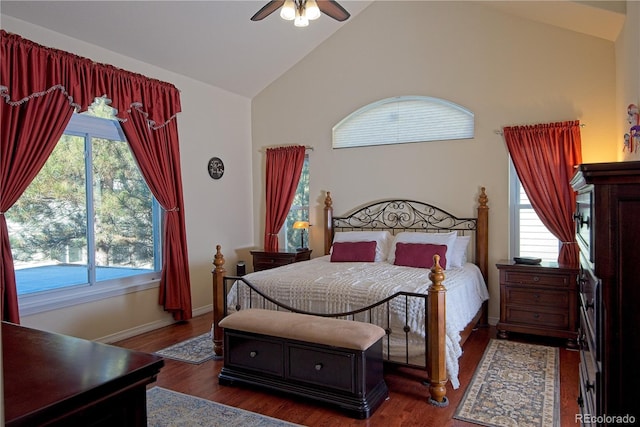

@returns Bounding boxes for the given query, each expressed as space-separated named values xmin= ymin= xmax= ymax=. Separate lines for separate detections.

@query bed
xmin=212 ymin=188 xmax=489 ymax=406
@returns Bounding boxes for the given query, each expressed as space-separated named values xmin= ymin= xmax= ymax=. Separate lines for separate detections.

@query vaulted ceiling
xmin=1 ymin=1 xmax=625 ymax=98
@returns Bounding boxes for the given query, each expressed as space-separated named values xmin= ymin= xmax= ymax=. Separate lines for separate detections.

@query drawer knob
xmin=533 ymin=276 xmax=540 ymax=282
xmin=585 ymin=299 xmax=594 ymax=310
xmin=585 ymin=380 xmax=595 ymax=392
xmin=249 ymin=351 xmax=257 ymax=358
xmin=533 ymin=313 xmax=540 ymax=319
xmin=315 ymin=363 xmax=323 ymax=371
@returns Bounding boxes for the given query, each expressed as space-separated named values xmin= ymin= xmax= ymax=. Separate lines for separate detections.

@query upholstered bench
xmin=218 ymin=308 xmax=389 ymax=419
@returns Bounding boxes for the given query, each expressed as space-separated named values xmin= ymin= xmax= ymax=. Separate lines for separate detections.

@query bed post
xmin=427 ymin=254 xmax=448 ymax=407
xmin=324 ymin=192 xmax=333 ymax=255
xmin=476 ymin=187 xmax=489 ymax=325
xmin=212 ymin=245 xmax=226 ymax=357
xmin=476 ymin=187 xmax=489 ymax=284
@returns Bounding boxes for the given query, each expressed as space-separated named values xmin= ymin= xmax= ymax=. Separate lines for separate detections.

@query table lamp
xmin=292 ymin=221 xmax=309 ymax=250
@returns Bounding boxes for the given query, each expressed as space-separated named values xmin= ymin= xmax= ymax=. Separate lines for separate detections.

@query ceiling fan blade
xmin=317 ymin=0 xmax=350 ymax=22
xmin=251 ymin=0 xmax=285 ymax=21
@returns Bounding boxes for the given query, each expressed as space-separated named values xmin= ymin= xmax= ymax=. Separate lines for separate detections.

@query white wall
xmin=618 ymin=1 xmax=640 ymax=161
xmin=1 ymin=15 xmax=254 ymax=341
xmin=252 ymin=1 xmax=618 ymax=324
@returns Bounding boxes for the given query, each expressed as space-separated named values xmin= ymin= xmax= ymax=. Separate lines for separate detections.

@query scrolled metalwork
xmin=333 ymin=199 xmax=477 ymax=233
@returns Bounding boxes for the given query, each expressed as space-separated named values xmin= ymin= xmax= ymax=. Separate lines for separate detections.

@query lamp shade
xmin=292 ymin=221 xmax=309 ymax=230
xmin=280 ymin=0 xmax=296 ymax=20
xmin=305 ymin=0 xmax=321 ymax=20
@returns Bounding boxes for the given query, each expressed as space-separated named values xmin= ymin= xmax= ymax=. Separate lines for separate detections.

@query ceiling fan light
xmin=280 ymin=0 xmax=296 ymax=20
xmin=294 ymin=6 xmax=309 ymax=27
xmin=305 ymin=0 xmax=321 ymax=20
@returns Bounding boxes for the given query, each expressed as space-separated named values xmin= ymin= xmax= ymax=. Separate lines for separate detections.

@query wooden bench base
xmin=218 ymin=309 xmax=389 ymax=419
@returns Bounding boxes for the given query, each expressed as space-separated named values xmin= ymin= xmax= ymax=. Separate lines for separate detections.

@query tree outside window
xmin=6 ymin=98 xmax=160 ymax=295
xmin=282 ymin=155 xmax=310 ymax=251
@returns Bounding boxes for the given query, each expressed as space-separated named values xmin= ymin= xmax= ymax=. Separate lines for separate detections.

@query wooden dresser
xmin=251 ymin=249 xmax=311 ymax=271
xmin=3 ymin=322 xmax=164 ymax=427
xmin=496 ymin=260 xmax=578 ymax=348
xmin=571 ymin=161 xmax=640 ymax=426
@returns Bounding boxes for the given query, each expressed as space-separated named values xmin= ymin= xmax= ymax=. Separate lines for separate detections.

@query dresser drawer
xmin=504 ymin=287 xmax=569 ymax=309
xmin=579 ymin=349 xmax=598 ymax=420
xmin=287 ymin=344 xmax=356 ymax=393
xmin=503 ymin=271 xmax=573 ymax=288
xmin=226 ymin=332 xmax=284 ymax=377
xmin=254 ymin=258 xmax=294 ymax=271
xmin=575 ymin=190 xmax=593 ymax=262
xmin=580 ymin=309 xmax=599 ymax=365
xmin=503 ymin=306 xmax=569 ymax=329
xmin=579 ymin=268 xmax=599 ymax=353
xmin=578 ymin=363 xmax=595 ymax=427
xmin=251 ymin=249 xmax=312 ymax=272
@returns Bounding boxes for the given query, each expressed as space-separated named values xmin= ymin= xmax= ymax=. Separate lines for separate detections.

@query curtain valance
xmin=0 ymin=30 xmax=181 ymax=128
xmin=1 ymin=30 xmax=191 ymax=323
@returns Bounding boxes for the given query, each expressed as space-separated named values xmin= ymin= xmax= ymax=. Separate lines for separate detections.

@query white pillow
xmin=449 ymin=235 xmax=471 ymax=268
xmin=387 ymin=231 xmax=458 ymax=269
xmin=332 ymin=231 xmax=393 ymax=262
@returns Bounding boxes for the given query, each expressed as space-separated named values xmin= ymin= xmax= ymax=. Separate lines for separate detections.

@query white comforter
xmin=227 ymin=256 xmax=489 ymax=389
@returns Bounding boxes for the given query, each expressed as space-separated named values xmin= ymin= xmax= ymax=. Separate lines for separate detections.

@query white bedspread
xmin=227 ymin=256 xmax=489 ymax=389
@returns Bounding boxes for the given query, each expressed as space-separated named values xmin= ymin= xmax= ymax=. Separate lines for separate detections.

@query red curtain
xmin=1 ymin=30 xmax=191 ymax=321
xmin=121 ymin=110 xmax=192 ymax=321
xmin=503 ymin=121 xmax=583 ymax=268
xmin=1 ymin=90 xmax=76 ymax=323
xmin=264 ymin=146 xmax=306 ymax=252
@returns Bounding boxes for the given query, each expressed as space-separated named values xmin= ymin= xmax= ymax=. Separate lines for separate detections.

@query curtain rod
xmin=494 ymin=123 xmax=586 ymax=135
xmin=259 ymin=145 xmax=314 ymax=152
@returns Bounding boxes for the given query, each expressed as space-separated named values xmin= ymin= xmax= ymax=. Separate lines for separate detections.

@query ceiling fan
xmin=251 ymin=0 xmax=350 ymax=27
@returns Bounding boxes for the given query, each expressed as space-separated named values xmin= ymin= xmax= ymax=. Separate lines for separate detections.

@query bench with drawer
xmin=218 ymin=308 xmax=388 ymax=419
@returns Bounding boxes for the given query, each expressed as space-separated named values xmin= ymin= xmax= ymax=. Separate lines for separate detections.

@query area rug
xmin=454 ymin=339 xmax=559 ymax=427
xmin=147 ymin=387 xmax=303 ymax=427
xmin=155 ymin=333 xmax=215 ymax=364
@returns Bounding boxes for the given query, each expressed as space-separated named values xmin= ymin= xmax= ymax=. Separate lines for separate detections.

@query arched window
xmin=333 ymin=96 xmax=474 ymax=149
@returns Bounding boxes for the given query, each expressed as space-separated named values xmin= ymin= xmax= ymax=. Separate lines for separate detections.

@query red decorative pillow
xmin=330 ymin=241 xmax=377 ymax=262
xmin=393 ymin=243 xmax=447 ymax=269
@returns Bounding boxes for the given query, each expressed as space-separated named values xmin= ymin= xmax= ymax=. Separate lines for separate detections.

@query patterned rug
xmin=454 ymin=339 xmax=559 ymax=427
xmin=155 ymin=333 xmax=217 ymax=364
xmin=147 ymin=387 xmax=303 ymax=427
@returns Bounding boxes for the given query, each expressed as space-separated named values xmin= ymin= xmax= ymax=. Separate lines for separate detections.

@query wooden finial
xmin=429 ymin=254 xmax=446 ymax=292
xmin=324 ymin=191 xmax=333 ymax=209
xmin=213 ymin=244 xmax=225 ymax=273
xmin=478 ymin=186 xmax=488 ymax=209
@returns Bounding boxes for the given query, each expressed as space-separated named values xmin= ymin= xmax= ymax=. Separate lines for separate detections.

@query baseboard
xmin=193 ymin=304 xmax=213 ymax=318
xmin=98 ymin=304 xmax=213 ymax=344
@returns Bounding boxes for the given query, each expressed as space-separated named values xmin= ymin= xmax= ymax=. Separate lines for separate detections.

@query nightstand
xmin=496 ymin=260 xmax=578 ymax=348
xmin=250 ymin=249 xmax=312 ymax=272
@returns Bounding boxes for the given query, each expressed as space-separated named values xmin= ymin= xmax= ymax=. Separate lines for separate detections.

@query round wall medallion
xmin=207 ymin=157 xmax=224 ymax=179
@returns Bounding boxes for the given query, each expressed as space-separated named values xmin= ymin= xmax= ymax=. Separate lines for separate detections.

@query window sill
xmin=18 ymin=278 xmax=160 ymax=317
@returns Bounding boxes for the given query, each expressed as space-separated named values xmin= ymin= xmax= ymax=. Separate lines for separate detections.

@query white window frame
xmin=15 ymin=113 xmax=162 ymax=316
xmin=509 ymin=160 xmax=560 ymax=262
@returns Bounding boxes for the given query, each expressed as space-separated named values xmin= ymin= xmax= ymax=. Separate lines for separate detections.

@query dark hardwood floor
xmin=114 ymin=313 xmax=580 ymax=426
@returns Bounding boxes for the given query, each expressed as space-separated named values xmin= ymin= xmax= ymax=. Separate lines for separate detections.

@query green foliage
xmin=8 ymin=135 xmax=87 ymax=263
xmin=284 ymin=156 xmax=310 ymax=251
xmin=7 ymin=118 xmax=154 ymax=269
